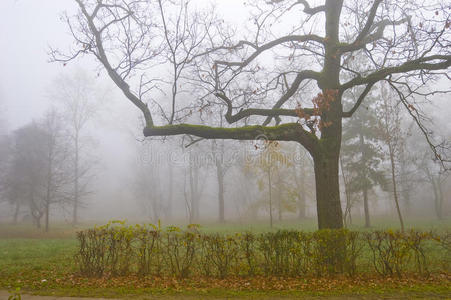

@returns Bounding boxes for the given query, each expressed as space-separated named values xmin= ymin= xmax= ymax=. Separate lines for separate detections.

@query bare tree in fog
xmin=246 ymin=142 xmax=296 ymax=227
xmin=416 ymin=150 xmax=449 ymax=220
xmin=183 ymin=147 xmax=205 ymax=223
xmin=50 ymin=70 xmax=99 ymax=225
xmin=54 ymin=0 xmax=451 ymax=229
xmin=377 ymin=84 xmax=406 ymax=232
xmin=212 ymin=139 xmax=228 ymax=223
xmin=40 ymin=110 xmax=70 ymax=232
xmin=293 ymin=146 xmax=314 ymax=220
xmin=134 ymin=153 xmax=164 ymax=223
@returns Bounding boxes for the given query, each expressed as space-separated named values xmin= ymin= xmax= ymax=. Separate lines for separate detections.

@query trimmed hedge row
xmin=76 ymin=221 xmax=450 ymax=278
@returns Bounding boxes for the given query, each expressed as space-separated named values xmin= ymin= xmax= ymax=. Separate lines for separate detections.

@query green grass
xmin=196 ymin=216 xmax=451 ymax=234
xmin=0 ymin=219 xmax=450 ymax=299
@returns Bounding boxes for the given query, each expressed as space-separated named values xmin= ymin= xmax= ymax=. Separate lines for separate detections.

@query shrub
xmin=75 ymin=222 xmax=449 ymax=279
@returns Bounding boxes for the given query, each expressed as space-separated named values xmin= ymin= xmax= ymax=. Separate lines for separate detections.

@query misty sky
xmin=0 ymin=0 xmax=248 ymax=131
xmin=0 ymin=0 xmax=76 ymax=128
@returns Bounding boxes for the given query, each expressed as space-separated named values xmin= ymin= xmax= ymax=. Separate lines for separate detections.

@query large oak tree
xmin=53 ymin=0 xmax=451 ymax=229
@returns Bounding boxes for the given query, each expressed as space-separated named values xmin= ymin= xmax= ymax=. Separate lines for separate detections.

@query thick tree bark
xmin=314 ymin=152 xmax=344 ymax=229
xmin=311 ymin=0 xmax=344 ymax=230
xmin=314 ymin=128 xmax=344 ymax=229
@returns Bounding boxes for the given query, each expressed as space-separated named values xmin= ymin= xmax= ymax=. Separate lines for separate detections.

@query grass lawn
xmin=0 ymin=218 xmax=450 ymax=299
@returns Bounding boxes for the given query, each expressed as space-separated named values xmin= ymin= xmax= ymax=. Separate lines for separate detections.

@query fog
xmin=0 ymin=0 xmax=450 ymax=230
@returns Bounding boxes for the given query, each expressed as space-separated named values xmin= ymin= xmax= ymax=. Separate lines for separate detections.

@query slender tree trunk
xmin=277 ymin=173 xmax=282 ymax=221
xmin=298 ymin=168 xmax=306 ymax=219
xmin=193 ymin=164 xmax=199 ymax=221
xmin=73 ymin=132 xmax=79 ymax=225
xmin=340 ymin=156 xmax=352 ymax=227
xmin=13 ymin=202 xmax=20 ymax=224
xmin=437 ymin=177 xmax=443 ymax=220
xmin=268 ymin=168 xmax=273 ymax=228
xmin=293 ymin=158 xmax=306 ymax=219
xmin=359 ymin=132 xmax=370 ymax=228
xmin=189 ymin=159 xmax=195 ymax=223
xmin=167 ymin=164 xmax=173 ymax=219
xmin=183 ymin=169 xmax=192 ymax=224
xmin=188 ymin=154 xmax=199 ymax=222
xmin=45 ymin=202 xmax=50 ymax=232
xmin=432 ymin=176 xmax=443 ymax=220
xmin=388 ymin=144 xmax=405 ymax=232
xmin=216 ymin=161 xmax=225 ymax=223
xmin=362 ymin=189 xmax=370 ymax=228
xmin=45 ymin=160 xmax=52 ymax=232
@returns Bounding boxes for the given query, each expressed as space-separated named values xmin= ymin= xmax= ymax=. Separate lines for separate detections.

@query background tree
xmin=40 ymin=110 xmax=70 ymax=232
xmin=7 ymin=123 xmax=47 ymax=228
xmin=133 ymin=148 xmax=165 ymax=223
xmin=54 ymin=0 xmax=451 ymax=229
xmin=183 ymin=148 xmax=204 ymax=223
xmin=50 ymin=69 xmax=99 ymax=225
xmin=341 ymin=95 xmax=385 ymax=227
xmin=377 ymin=83 xmax=405 ymax=231
xmin=4 ymin=111 xmax=70 ymax=230
xmin=246 ymin=141 xmax=296 ymax=227
xmin=292 ymin=146 xmax=314 ymax=220
xmin=416 ymin=149 xmax=449 ymax=220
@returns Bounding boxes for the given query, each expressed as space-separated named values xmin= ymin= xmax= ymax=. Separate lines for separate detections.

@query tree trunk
xmin=313 ymin=145 xmax=343 ymax=229
xmin=216 ymin=161 xmax=225 ymax=223
xmin=188 ymin=153 xmax=199 ymax=222
xmin=363 ymin=189 xmax=370 ymax=228
xmin=268 ymin=168 xmax=273 ymax=228
xmin=73 ymin=132 xmax=79 ymax=225
xmin=432 ymin=176 xmax=443 ymax=220
xmin=311 ymin=0 xmax=344 ymax=230
xmin=340 ymin=156 xmax=352 ymax=227
xmin=167 ymin=164 xmax=173 ymax=219
xmin=388 ymin=144 xmax=405 ymax=232
xmin=294 ymin=157 xmax=306 ymax=219
xmin=277 ymin=174 xmax=282 ymax=222
xmin=45 ymin=202 xmax=50 ymax=232
xmin=45 ymin=161 xmax=52 ymax=233
xmin=359 ymin=132 xmax=370 ymax=228
xmin=13 ymin=202 xmax=20 ymax=224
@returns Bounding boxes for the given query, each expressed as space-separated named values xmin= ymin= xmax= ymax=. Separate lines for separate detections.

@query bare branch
xmin=341 ymin=55 xmax=451 ymax=90
xmin=144 ymin=123 xmax=318 ymax=154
